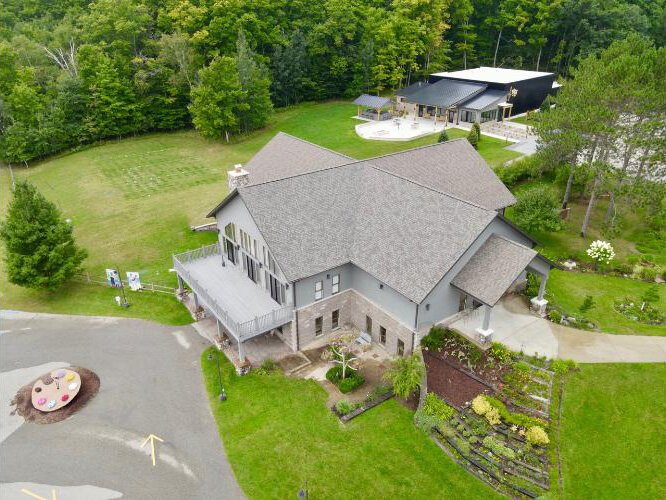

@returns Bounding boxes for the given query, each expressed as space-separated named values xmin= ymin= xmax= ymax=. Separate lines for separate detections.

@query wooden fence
xmin=75 ymin=272 xmax=176 ymax=294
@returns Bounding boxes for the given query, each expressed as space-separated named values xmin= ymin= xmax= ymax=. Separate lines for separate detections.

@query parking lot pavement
xmin=0 ymin=311 xmax=244 ymax=499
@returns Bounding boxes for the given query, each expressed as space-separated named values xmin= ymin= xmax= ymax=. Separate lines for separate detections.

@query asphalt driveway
xmin=0 ymin=311 xmax=244 ymax=499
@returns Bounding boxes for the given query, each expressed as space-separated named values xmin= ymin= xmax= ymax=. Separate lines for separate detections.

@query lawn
xmin=0 ymin=100 xmax=519 ymax=321
xmin=547 ymin=270 xmax=666 ymax=336
xmin=508 ymin=114 xmax=538 ymax=127
xmin=558 ymin=363 xmax=666 ymax=498
xmin=201 ymin=348 xmax=498 ymax=499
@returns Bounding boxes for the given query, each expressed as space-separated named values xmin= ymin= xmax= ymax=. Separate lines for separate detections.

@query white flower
xmin=587 ymin=240 xmax=615 ymax=264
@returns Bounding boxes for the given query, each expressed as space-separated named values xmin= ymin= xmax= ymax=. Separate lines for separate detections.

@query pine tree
xmin=0 ymin=181 xmax=87 ymax=290
xmin=438 ymin=129 xmax=449 ymax=143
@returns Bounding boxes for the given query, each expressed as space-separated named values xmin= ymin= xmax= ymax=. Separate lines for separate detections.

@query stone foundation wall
xmin=296 ymin=289 xmax=414 ymax=356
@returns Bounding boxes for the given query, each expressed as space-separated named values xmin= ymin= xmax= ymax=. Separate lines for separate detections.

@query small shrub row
xmin=480 ymin=395 xmax=548 ymax=429
xmin=482 ymin=436 xmax=517 ymax=460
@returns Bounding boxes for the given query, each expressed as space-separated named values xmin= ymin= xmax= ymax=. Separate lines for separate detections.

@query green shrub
xmin=420 ymin=326 xmax=449 ymax=350
xmin=335 ymin=399 xmax=354 ymax=415
xmin=550 ymin=358 xmax=578 ymax=375
xmin=495 ymin=157 xmax=538 ymax=187
xmin=525 ymin=272 xmax=540 ymax=297
xmin=641 ymin=285 xmax=660 ymax=304
xmin=383 ymin=353 xmax=425 ymax=398
xmin=526 ymin=426 xmax=550 ymax=446
xmin=614 ymin=262 xmax=634 ymax=275
xmin=437 ymin=129 xmax=449 ymax=143
xmin=467 ymin=127 xmax=479 ymax=148
xmin=423 ymin=392 xmax=455 ymax=421
xmin=472 ymin=122 xmax=481 ymax=141
xmin=513 ymin=185 xmax=563 ymax=233
xmin=548 ymin=309 xmax=562 ymax=323
xmin=260 ymin=358 xmax=278 ymax=372
xmin=489 ymin=343 xmax=513 ymax=364
xmin=414 ymin=409 xmax=439 ymax=433
xmin=639 ymin=267 xmax=658 ymax=282
xmin=482 ymin=436 xmax=517 ymax=460
xmin=327 ymin=365 xmax=365 ymax=393
xmin=579 ymin=295 xmax=595 ymax=313
xmin=338 ymin=373 xmax=365 ymax=393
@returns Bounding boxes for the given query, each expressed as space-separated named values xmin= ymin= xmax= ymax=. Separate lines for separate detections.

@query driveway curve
xmin=0 ymin=310 xmax=244 ymax=499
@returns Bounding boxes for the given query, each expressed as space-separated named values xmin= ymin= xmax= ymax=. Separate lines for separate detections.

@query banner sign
xmin=127 ymin=272 xmax=142 ymax=291
xmin=106 ymin=269 xmax=121 ymax=288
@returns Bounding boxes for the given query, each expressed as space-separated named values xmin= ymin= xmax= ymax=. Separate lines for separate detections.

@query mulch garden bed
xmin=424 ymin=351 xmax=493 ymax=407
xmin=11 ymin=367 xmax=100 ymax=424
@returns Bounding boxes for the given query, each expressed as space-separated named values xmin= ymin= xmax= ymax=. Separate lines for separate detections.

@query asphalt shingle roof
xmin=451 ymin=234 xmax=537 ymax=306
xmin=209 ymin=133 xmax=521 ymax=303
xmin=245 ymin=132 xmax=352 ymax=185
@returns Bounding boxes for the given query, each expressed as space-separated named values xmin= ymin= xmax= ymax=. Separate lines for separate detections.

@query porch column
xmin=216 ymin=318 xmax=222 ymax=337
xmin=475 ymin=304 xmax=494 ymax=343
xmin=176 ymin=274 xmax=185 ymax=294
xmin=537 ymin=274 xmax=548 ymax=301
xmin=192 ymin=292 xmax=199 ymax=309
xmin=530 ymin=273 xmax=549 ymax=316
xmin=238 ymin=340 xmax=245 ymax=362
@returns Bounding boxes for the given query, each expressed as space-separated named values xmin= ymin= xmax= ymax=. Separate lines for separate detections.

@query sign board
xmin=127 ymin=272 xmax=142 ymax=291
xmin=106 ymin=269 xmax=121 ymax=288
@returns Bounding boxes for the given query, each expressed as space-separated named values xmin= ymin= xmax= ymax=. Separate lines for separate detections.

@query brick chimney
xmin=228 ymin=163 xmax=249 ymax=191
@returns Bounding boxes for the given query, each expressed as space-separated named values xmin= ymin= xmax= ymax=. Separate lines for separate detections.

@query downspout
xmin=292 ymin=282 xmax=299 ymax=352
xmin=413 ymin=303 xmax=420 ymax=352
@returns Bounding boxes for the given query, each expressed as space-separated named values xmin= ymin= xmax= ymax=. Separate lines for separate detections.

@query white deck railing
xmin=173 ymin=243 xmax=293 ymax=342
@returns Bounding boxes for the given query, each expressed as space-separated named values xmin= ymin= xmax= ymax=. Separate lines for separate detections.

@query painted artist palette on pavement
xmin=31 ymin=369 xmax=82 ymax=412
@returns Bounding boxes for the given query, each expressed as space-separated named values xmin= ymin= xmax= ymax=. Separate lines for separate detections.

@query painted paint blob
xmin=56 ymin=370 xmax=67 ymax=378
xmin=37 ymin=398 xmax=47 ymax=405
xmin=68 ymin=382 xmax=78 ymax=390
xmin=61 ymin=394 xmax=69 ymax=402
xmin=47 ymin=400 xmax=57 ymax=409
xmin=65 ymin=373 xmax=75 ymax=382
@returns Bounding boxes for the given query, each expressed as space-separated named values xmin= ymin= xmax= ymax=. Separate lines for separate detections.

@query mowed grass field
xmin=201 ymin=348 xmax=498 ymax=499
xmin=0 ymin=101 xmax=519 ymax=321
xmin=559 ymin=363 xmax=666 ymax=498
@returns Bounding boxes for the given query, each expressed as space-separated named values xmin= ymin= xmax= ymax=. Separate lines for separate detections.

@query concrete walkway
xmin=450 ymin=295 xmax=666 ymax=363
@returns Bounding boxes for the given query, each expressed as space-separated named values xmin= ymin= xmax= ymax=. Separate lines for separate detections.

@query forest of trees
xmin=1 ymin=0 xmax=664 ymax=163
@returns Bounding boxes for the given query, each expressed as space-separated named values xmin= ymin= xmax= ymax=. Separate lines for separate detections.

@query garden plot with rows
xmin=417 ymin=327 xmax=574 ymax=498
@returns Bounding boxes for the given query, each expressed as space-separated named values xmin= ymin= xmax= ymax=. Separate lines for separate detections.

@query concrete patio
xmin=355 ymin=116 xmax=444 ymax=141
xmin=449 ymin=294 xmax=666 ymax=362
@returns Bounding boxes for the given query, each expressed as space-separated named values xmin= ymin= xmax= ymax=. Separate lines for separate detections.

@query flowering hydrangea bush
xmin=586 ymin=240 xmax=615 ymax=265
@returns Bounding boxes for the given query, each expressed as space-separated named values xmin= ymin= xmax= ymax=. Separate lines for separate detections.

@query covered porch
xmin=353 ymin=94 xmax=393 ymax=121
xmin=173 ymin=243 xmax=293 ymax=364
xmin=450 ymin=234 xmax=554 ymax=345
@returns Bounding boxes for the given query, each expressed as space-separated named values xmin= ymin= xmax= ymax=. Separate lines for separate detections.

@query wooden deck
xmin=182 ymin=254 xmax=283 ymax=324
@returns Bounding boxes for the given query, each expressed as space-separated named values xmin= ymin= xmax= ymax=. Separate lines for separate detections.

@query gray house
xmin=173 ymin=133 xmax=554 ymax=363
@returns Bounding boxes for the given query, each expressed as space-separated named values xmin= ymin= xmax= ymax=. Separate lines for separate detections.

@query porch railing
xmin=172 ymin=243 xmax=293 ymax=342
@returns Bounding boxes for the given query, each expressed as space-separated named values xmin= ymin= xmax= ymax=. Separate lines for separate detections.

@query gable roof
xmin=353 ymin=94 xmax=391 ymax=109
xmin=245 ymin=132 xmax=353 ymax=185
xmin=209 ymin=133 xmax=520 ymax=303
xmin=239 ymin=163 xmax=495 ymax=302
xmin=398 ymin=78 xmax=486 ymax=108
xmin=367 ymin=139 xmax=515 ymax=210
xmin=451 ymin=234 xmax=537 ymax=306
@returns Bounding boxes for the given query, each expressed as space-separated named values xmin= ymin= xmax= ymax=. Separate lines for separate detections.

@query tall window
xmin=314 ymin=280 xmax=323 ymax=301
xmin=380 ymin=326 xmax=386 ymax=345
xmin=397 ymin=339 xmax=405 ymax=356
xmin=331 ymin=274 xmax=340 ymax=294
xmin=332 ymin=310 xmax=339 ymax=329
xmin=315 ymin=316 xmax=323 ymax=336
xmin=224 ymin=223 xmax=236 ymax=241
